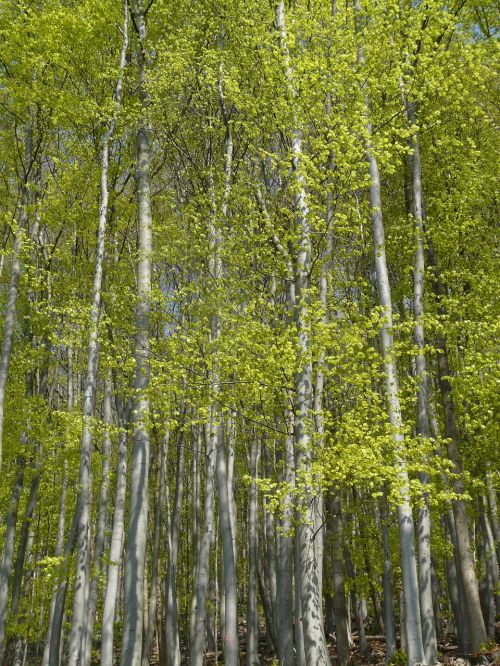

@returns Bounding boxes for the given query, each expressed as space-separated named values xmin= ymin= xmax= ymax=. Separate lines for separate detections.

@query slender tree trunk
xmin=68 ymin=6 xmax=128 ymax=659
xmin=48 ymin=508 xmax=78 ymax=666
xmin=294 ymin=534 xmax=306 ymax=666
xmin=81 ymin=375 xmax=113 ymax=666
xmin=42 ymin=460 xmax=68 ymax=666
xmin=405 ymin=100 xmax=437 ymax=665
xmin=380 ymin=490 xmax=396 ymax=663
xmin=444 ymin=509 xmax=471 ymax=652
xmin=215 ymin=417 xmax=239 ymax=665
xmin=227 ymin=417 xmax=238 ymax=567
xmin=328 ymin=491 xmax=351 ymax=666
xmin=354 ymin=9 xmax=424 ymax=657
xmin=0 ymin=124 xmax=33 ymax=472
xmin=0 ymin=457 xmax=26 ymax=660
xmin=191 ymin=420 xmax=216 ymax=666
xmin=165 ymin=427 xmax=185 ymax=666
xmin=427 ymin=236 xmax=487 ymax=653
xmin=478 ymin=496 xmax=498 ymax=637
xmin=486 ymin=470 xmax=500 ymax=566
xmin=121 ymin=2 xmax=152 ymax=663
xmin=10 ymin=464 xmax=40 ymax=624
xmin=274 ymin=4 xmax=331 ymax=662
xmin=276 ymin=408 xmax=295 ymax=666
xmin=246 ymin=436 xmax=261 ymax=665
xmin=189 ymin=429 xmax=202 ymax=658
xmin=262 ymin=443 xmax=277 ymax=641
xmin=142 ymin=440 xmax=166 ymax=666
xmin=101 ymin=417 xmax=129 ymax=666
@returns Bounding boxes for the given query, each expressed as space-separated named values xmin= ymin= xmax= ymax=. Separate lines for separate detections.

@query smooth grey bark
xmin=9 ymin=520 xmax=35 ymax=666
xmin=478 ymin=497 xmax=498 ymax=637
xmin=10 ymin=464 xmax=40 ymax=624
xmin=262 ymin=443 xmax=277 ymax=640
xmin=48 ymin=507 xmax=78 ymax=666
xmin=328 ymin=492 xmax=351 ymax=666
xmin=190 ymin=420 xmax=216 ymax=666
xmin=275 ymin=4 xmax=331 ymax=663
xmin=4 ymin=457 xmax=40 ymax=665
xmin=257 ymin=558 xmax=277 ymax=654
xmin=216 ymin=419 xmax=239 ymax=665
xmin=354 ymin=8 xmax=424 ymax=659
xmin=344 ymin=530 xmax=368 ymax=660
xmin=142 ymin=440 xmax=166 ymax=666
xmin=405 ymin=100 xmax=437 ymax=665
xmin=189 ymin=428 xmax=202 ymax=658
xmin=164 ymin=428 xmax=185 ymax=666
xmin=68 ymin=7 xmax=128 ymax=659
xmin=202 ymin=59 xmax=239 ymax=666
xmin=0 ymin=457 xmax=26 ymax=661
xmin=246 ymin=437 xmax=261 ymax=666
xmin=312 ymin=236 xmax=330 ymax=627
xmin=426 ymin=236 xmax=487 ymax=653
xmin=81 ymin=376 xmax=113 ymax=666
xmin=276 ymin=414 xmax=295 ymax=666
xmin=121 ymin=2 xmax=152 ymax=664
xmin=227 ymin=417 xmax=238 ymax=567
xmin=380 ymin=490 xmax=396 ymax=663
xmin=294 ymin=536 xmax=306 ymax=666
xmin=100 ymin=416 xmax=128 ymax=666
xmin=444 ymin=509 xmax=470 ymax=652
xmin=486 ymin=470 xmax=500 ymax=566
xmin=0 ymin=124 xmax=33 ymax=472
xmin=366 ymin=135 xmax=424 ymax=661
xmin=42 ymin=459 xmax=68 ymax=666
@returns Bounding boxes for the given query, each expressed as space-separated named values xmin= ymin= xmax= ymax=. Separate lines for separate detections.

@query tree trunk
xmin=165 ymin=427 xmax=185 ymax=666
xmin=82 ymin=375 xmax=113 ymax=666
xmin=142 ymin=441 xmax=166 ymax=666
xmin=329 ymin=491 xmax=351 ymax=666
xmin=48 ymin=507 xmax=78 ymax=666
xmin=427 ymin=235 xmax=487 ymax=653
xmin=68 ymin=5 xmax=128 ymax=658
xmin=0 ymin=124 xmax=33 ymax=471
xmin=101 ymin=417 xmax=129 ymax=666
xmin=0 ymin=458 xmax=26 ymax=661
xmin=275 ymin=4 xmax=331 ymax=662
xmin=216 ymin=417 xmax=239 ymax=665
xmin=406 ymin=100 xmax=437 ymax=665
xmin=190 ymin=420 xmax=216 ymax=666
xmin=246 ymin=437 xmax=261 ymax=665
xmin=381 ymin=490 xmax=396 ymax=663
xmin=121 ymin=1 xmax=152 ymax=663
xmin=42 ymin=460 xmax=68 ymax=666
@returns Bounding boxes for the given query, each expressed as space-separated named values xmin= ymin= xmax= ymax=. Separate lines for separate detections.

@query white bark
xmin=276 ymin=410 xmax=295 ymax=666
xmin=82 ymin=375 xmax=113 ymax=666
xmin=121 ymin=1 xmax=152 ymax=663
xmin=354 ymin=3 xmax=424 ymax=661
xmin=405 ymin=99 xmax=438 ymax=666
xmin=100 ymin=400 xmax=129 ymax=666
xmin=68 ymin=6 xmax=128 ymax=660
xmin=216 ymin=418 xmax=239 ymax=665
xmin=275 ymin=3 xmax=330 ymax=663
xmin=246 ymin=437 xmax=260 ymax=666
xmin=190 ymin=420 xmax=217 ymax=666
xmin=164 ymin=428 xmax=185 ymax=666
xmin=142 ymin=440 xmax=166 ymax=666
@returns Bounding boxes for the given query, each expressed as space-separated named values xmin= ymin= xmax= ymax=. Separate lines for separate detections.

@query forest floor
xmin=197 ymin=621 xmax=500 ymax=666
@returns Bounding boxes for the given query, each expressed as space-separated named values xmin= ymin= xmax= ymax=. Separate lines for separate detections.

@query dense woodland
xmin=0 ymin=0 xmax=498 ymax=665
